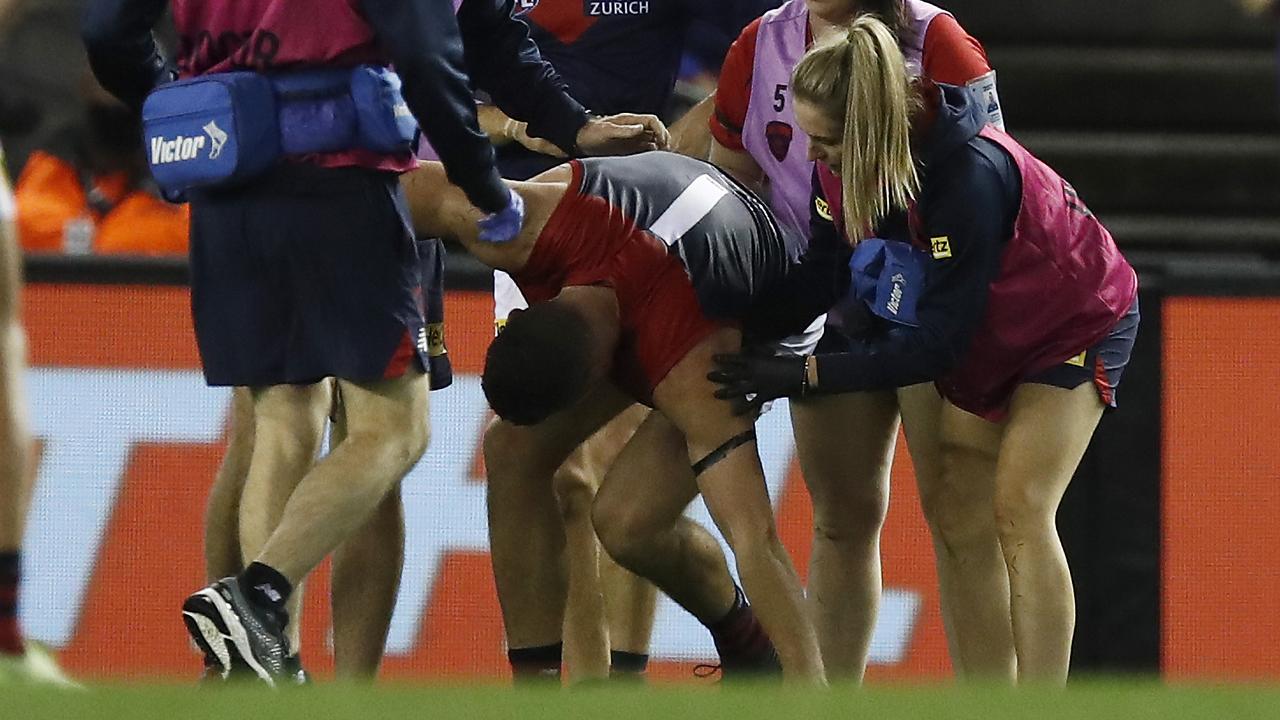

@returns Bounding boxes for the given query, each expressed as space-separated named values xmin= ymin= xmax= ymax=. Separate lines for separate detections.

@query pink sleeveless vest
xmin=940 ymin=127 xmax=1138 ymax=419
xmin=170 ymin=0 xmax=413 ymax=171
xmin=816 ymin=127 xmax=1136 ymax=419
xmin=742 ymin=0 xmax=947 ymax=241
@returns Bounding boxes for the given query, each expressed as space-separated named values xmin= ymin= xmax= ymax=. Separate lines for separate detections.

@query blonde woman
xmin=709 ymin=0 xmax=1007 ymax=680
xmin=711 ymin=16 xmax=1139 ymax=683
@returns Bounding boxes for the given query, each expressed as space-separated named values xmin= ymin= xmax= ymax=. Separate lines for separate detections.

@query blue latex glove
xmin=476 ymin=187 xmax=525 ymax=244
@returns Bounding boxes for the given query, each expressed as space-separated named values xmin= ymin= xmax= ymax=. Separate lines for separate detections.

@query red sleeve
xmin=920 ymin=13 xmax=992 ymax=87
xmin=709 ymin=17 xmax=762 ymax=152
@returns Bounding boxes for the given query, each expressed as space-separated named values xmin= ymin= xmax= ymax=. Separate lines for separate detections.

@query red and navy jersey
xmin=519 ymin=151 xmax=801 ymax=321
xmin=498 ymin=0 xmax=778 ymax=178
xmin=516 ymin=151 xmax=801 ymax=398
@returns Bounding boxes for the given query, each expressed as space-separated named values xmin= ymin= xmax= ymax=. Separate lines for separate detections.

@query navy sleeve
xmin=81 ymin=0 xmax=174 ymax=111
xmin=361 ymin=0 xmax=508 ymax=212
xmin=458 ymin=0 xmax=589 ymax=155
xmin=745 ymin=169 xmax=850 ymax=341
xmin=813 ymin=144 xmax=1018 ymax=393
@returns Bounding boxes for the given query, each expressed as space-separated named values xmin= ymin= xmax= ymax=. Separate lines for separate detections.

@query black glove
xmin=708 ymin=353 xmax=808 ymax=416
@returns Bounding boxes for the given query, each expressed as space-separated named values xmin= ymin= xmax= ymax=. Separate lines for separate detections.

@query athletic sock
xmin=609 ymin=650 xmax=649 ymax=680
xmin=238 ymin=562 xmax=292 ymax=621
xmin=0 ymin=552 xmax=22 ymax=655
xmin=705 ymin=585 xmax=773 ymax=664
xmin=507 ymin=643 xmax=562 ymax=683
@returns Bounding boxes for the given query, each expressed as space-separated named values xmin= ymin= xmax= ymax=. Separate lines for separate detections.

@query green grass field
xmin=9 ymin=681 xmax=1280 ymax=720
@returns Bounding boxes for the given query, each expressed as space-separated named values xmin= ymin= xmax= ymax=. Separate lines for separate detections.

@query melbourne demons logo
xmin=765 ymin=121 xmax=793 ymax=162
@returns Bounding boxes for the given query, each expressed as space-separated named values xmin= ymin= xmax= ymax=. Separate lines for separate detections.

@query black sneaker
xmin=181 ymin=578 xmax=289 ymax=686
xmin=281 ymin=654 xmax=309 ymax=686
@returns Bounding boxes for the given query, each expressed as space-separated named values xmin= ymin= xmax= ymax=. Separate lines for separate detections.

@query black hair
xmin=482 ymin=303 xmax=595 ymax=426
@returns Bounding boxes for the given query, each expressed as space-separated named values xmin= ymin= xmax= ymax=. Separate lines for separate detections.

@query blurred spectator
xmin=14 ymin=75 xmax=187 ymax=256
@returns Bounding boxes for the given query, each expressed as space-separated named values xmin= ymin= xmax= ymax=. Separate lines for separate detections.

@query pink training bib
xmin=741 ymin=0 xmax=947 ymax=242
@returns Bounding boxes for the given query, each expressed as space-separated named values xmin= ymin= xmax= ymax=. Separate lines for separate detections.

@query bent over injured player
xmin=402 ymin=152 xmax=825 ymax=683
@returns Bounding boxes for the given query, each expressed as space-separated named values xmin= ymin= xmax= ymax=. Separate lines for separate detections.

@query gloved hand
xmin=708 ymin=352 xmax=808 ymax=416
xmin=477 ymin=187 xmax=525 ymax=244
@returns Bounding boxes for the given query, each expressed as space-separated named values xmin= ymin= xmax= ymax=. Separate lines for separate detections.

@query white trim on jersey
xmin=647 ymin=174 xmax=730 ymax=247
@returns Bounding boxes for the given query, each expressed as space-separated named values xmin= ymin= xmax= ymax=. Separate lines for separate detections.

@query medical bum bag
xmin=142 ymin=65 xmax=418 ymax=194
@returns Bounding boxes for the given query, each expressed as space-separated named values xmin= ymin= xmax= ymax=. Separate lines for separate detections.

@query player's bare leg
xmin=331 ymin=488 xmax=403 ymax=679
xmin=325 ymin=387 xmax=406 ymax=679
xmin=254 ymin=372 xmax=428 ymax=582
xmin=601 ymin=551 xmax=657 ymax=673
xmin=592 ymin=413 xmax=733 ymax=630
xmin=236 ymin=382 xmax=330 ymax=654
xmin=554 ymin=404 xmax=650 ymax=682
xmin=597 ymin=330 xmax=825 ymax=683
xmin=920 ymin=395 xmax=1017 ymax=681
xmin=205 ymin=387 xmax=254 ymax=581
xmin=658 ymin=330 xmax=824 ymax=683
xmin=994 ymin=382 xmax=1104 ymax=684
xmin=486 ymin=384 xmax=632 ymax=678
xmin=0 ymin=176 xmax=75 ymax=686
xmin=788 ymin=390 xmax=898 ymax=680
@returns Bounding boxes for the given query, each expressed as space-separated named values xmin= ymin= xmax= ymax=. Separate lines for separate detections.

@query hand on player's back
xmin=575 ymin=113 xmax=671 ymax=157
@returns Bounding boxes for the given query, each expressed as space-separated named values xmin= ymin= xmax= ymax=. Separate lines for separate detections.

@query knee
xmin=484 ymin=420 xmax=555 ymax=486
xmin=809 ymin=484 xmax=889 ymax=547
xmin=553 ymin=463 xmax=595 ymax=524
xmin=590 ymin=492 xmax=647 ymax=570
xmin=993 ymin=482 xmax=1053 ymax=549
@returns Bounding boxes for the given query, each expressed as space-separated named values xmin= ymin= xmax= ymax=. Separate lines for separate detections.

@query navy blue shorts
xmin=1025 ymin=297 xmax=1140 ymax=408
xmin=189 ymin=165 xmax=428 ymax=387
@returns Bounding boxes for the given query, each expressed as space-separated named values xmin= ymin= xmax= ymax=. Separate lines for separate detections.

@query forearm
xmin=670 ymin=94 xmax=716 ymax=160
xmin=459 ymin=0 xmax=587 ymax=154
xmin=362 ymin=0 xmax=507 ymax=212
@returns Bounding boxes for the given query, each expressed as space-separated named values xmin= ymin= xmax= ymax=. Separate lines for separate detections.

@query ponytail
xmin=791 ymin=15 xmax=919 ymax=244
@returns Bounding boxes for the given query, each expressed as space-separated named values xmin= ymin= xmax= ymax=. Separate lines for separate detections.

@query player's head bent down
xmin=483 ymin=302 xmax=596 ymax=425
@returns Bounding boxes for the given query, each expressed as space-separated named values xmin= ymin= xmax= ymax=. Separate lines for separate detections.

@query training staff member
xmin=712 ymin=17 xmax=1138 ymax=685
xmin=80 ymin=0 xmax=597 ymax=684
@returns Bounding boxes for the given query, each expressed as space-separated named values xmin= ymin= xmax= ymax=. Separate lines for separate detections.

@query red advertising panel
xmin=1163 ymin=297 xmax=1280 ymax=680
xmin=20 ymin=282 xmax=949 ymax=681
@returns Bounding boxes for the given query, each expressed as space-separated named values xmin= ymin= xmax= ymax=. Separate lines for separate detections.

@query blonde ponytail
xmin=792 ymin=14 xmax=919 ymax=245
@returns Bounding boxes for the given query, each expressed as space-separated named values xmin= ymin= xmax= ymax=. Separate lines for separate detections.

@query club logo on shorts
xmin=930 ymin=236 xmax=952 ymax=259
xmin=1065 ymin=351 xmax=1087 ymax=367
xmin=765 ymin=121 xmax=793 ymax=162
xmin=814 ymin=196 xmax=833 ymax=222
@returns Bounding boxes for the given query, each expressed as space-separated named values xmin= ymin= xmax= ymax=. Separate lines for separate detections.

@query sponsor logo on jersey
xmin=765 ymin=120 xmax=793 ymax=162
xmin=930 ymin=236 xmax=952 ymax=259
xmin=149 ymin=133 xmax=209 ymax=165
xmin=814 ymin=196 xmax=833 ymax=222
xmin=584 ymin=0 xmax=651 ymax=16
xmin=1065 ymin=350 xmax=1087 ymax=367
